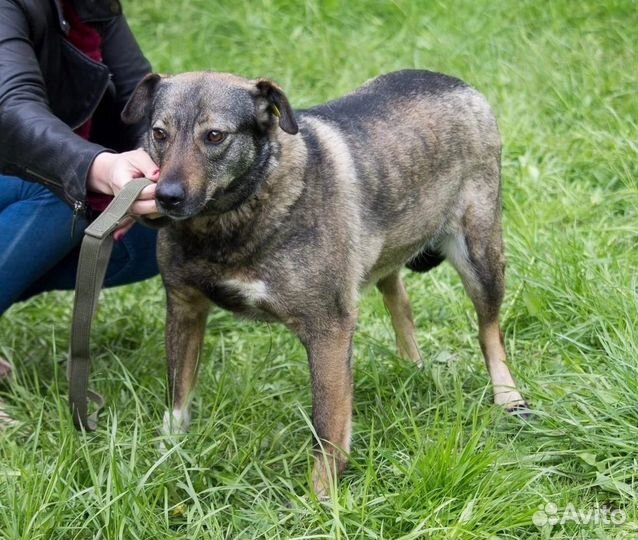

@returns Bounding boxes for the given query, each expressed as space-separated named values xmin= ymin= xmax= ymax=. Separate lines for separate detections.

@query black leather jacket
xmin=0 ymin=0 xmax=151 ymax=213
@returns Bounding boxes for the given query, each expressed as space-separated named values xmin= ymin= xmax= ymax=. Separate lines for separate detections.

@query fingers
xmin=112 ymin=208 xmax=163 ymax=242
xmin=138 ymin=182 xmax=157 ymax=200
xmin=109 ymin=150 xmax=160 ymax=194
xmin=129 ymin=148 xmax=161 ymax=181
xmin=125 ymin=150 xmax=159 ymax=209
xmin=113 ymin=217 xmax=135 ymax=241
xmin=87 ymin=150 xmax=161 ymax=217
xmin=130 ymin=198 xmax=159 ymax=216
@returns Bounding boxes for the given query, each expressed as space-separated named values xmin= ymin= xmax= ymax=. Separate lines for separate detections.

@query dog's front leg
xmin=162 ymin=286 xmax=210 ymax=440
xmin=301 ymin=314 xmax=357 ymax=498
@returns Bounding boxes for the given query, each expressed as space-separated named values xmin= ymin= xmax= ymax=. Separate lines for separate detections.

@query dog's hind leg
xmin=300 ymin=313 xmax=357 ymax=498
xmin=441 ymin=205 xmax=528 ymax=414
xmin=377 ymin=272 xmax=422 ymax=365
xmin=162 ymin=286 xmax=210 ymax=441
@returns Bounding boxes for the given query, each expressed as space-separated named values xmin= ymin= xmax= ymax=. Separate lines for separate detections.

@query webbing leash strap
xmin=68 ymin=178 xmax=153 ymax=431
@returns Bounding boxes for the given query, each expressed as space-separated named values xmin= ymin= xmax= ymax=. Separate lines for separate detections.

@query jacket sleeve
xmin=99 ymin=13 xmax=152 ymax=148
xmin=0 ymin=0 xmax=108 ymax=209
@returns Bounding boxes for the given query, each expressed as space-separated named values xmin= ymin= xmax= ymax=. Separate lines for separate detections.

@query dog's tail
xmin=405 ymin=247 xmax=445 ymax=273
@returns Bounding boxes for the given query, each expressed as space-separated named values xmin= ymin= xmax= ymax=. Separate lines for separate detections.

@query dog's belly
xmin=361 ymin=238 xmax=430 ymax=287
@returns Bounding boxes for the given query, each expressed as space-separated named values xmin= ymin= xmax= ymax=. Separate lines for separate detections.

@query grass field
xmin=1 ymin=1 xmax=636 ymax=538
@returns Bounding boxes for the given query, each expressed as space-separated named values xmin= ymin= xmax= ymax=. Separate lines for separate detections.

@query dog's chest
xmin=200 ymin=275 xmax=278 ymax=320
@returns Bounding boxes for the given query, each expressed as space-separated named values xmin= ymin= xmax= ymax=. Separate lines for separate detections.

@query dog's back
xmin=298 ymin=69 xmax=502 ymax=283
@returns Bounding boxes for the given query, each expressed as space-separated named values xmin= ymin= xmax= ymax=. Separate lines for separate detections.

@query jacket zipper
xmin=71 ymin=200 xmax=87 ymax=239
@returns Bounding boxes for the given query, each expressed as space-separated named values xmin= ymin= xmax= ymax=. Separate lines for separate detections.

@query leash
xmin=68 ymin=178 xmax=153 ymax=431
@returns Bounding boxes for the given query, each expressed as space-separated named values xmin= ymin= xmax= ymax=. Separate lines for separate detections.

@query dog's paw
xmin=493 ymin=387 xmax=532 ymax=420
xmin=396 ymin=345 xmax=422 ymax=365
xmin=505 ymin=401 xmax=532 ymax=420
xmin=158 ymin=407 xmax=191 ymax=454
xmin=162 ymin=407 xmax=191 ymax=435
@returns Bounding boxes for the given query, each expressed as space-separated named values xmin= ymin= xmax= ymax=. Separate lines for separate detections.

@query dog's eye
xmin=153 ymin=127 xmax=168 ymax=142
xmin=205 ymin=130 xmax=226 ymax=144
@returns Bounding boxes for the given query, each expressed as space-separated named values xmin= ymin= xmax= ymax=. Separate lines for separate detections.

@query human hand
xmin=88 ymin=149 xmax=160 ymax=216
xmin=88 ymin=149 xmax=161 ymax=239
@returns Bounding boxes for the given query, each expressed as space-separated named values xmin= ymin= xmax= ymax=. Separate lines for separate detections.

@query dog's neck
xmin=202 ymin=134 xmax=275 ymax=216
xmin=173 ymin=129 xmax=307 ymax=261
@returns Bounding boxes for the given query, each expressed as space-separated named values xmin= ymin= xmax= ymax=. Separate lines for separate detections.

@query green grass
xmin=1 ymin=0 xmax=637 ymax=538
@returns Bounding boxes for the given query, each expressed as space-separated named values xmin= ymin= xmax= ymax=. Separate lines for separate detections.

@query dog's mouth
xmin=155 ymin=192 xmax=210 ymax=221
xmin=157 ymin=204 xmax=204 ymax=221
xmin=161 ymin=193 xmax=237 ymax=220
xmin=162 ymin=212 xmax=191 ymax=221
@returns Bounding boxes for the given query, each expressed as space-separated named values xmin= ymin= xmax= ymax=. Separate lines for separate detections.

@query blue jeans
xmin=0 ymin=175 xmax=158 ymax=315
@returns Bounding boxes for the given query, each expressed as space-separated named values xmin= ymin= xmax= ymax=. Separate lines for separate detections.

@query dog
xmin=121 ymin=69 xmax=528 ymax=496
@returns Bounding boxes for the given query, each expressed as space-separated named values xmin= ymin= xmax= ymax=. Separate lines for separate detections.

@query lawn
xmin=0 ymin=0 xmax=636 ymax=538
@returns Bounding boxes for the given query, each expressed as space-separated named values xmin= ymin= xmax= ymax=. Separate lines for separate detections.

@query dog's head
xmin=122 ymin=72 xmax=298 ymax=220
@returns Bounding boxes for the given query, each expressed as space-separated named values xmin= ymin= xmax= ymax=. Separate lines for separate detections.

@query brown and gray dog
xmin=121 ymin=69 xmax=528 ymax=496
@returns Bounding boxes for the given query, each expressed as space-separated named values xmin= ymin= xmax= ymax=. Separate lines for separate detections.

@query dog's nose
xmin=156 ymin=182 xmax=186 ymax=210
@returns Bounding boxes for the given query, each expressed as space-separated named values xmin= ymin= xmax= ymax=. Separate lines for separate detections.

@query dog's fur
xmin=122 ymin=69 xmax=527 ymax=496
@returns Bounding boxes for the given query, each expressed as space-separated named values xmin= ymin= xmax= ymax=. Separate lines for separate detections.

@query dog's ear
xmin=121 ymin=73 xmax=162 ymax=124
xmin=255 ymin=79 xmax=299 ymax=135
